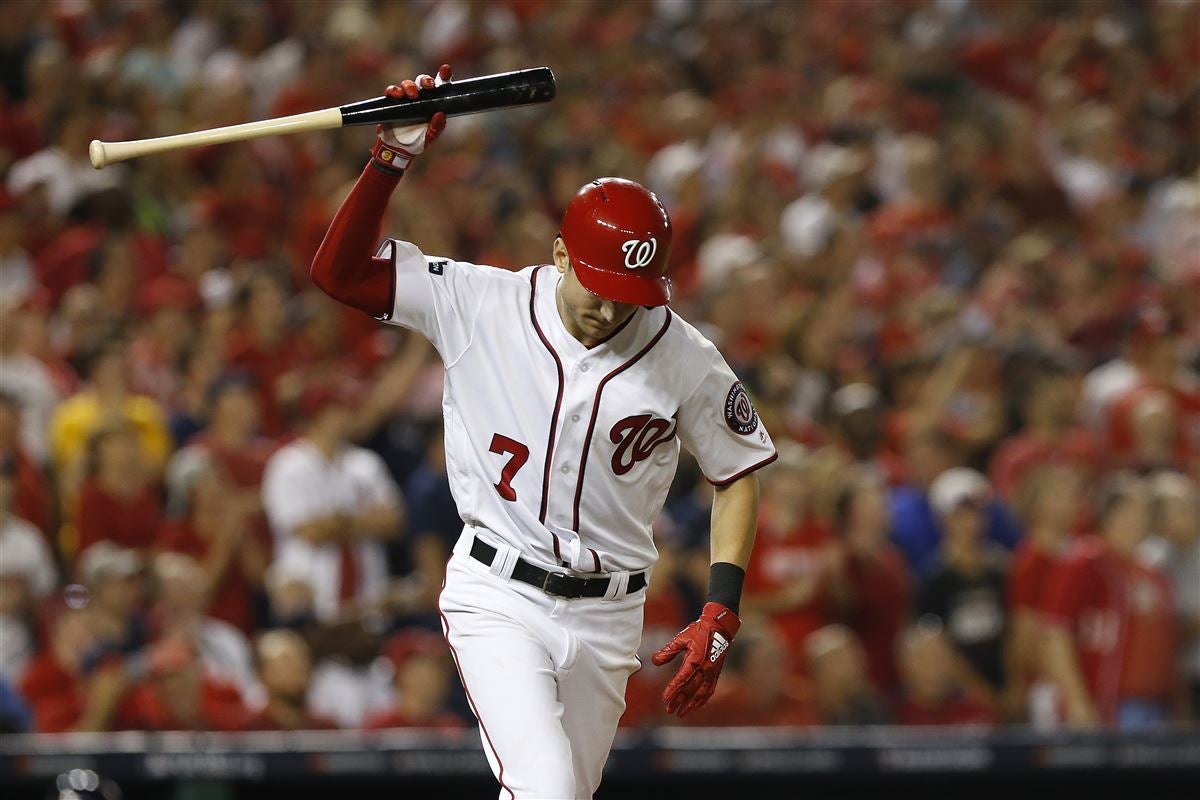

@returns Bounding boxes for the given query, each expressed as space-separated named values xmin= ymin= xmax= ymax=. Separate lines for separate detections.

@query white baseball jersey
xmin=376 ymin=239 xmax=777 ymax=573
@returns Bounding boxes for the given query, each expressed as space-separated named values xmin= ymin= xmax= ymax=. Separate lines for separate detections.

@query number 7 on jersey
xmin=489 ymin=433 xmax=529 ymax=502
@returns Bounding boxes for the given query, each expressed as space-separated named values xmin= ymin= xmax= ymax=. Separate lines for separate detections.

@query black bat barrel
xmin=338 ymin=67 xmax=556 ymax=127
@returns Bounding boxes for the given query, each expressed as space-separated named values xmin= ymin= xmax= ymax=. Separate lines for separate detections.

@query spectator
xmin=185 ymin=372 xmax=276 ymax=503
xmin=161 ymin=450 xmax=268 ymax=635
xmin=262 ymin=384 xmax=404 ymax=623
xmin=829 ymin=383 xmax=906 ymax=484
xmin=0 ymin=454 xmax=56 ymax=682
xmin=116 ymin=636 xmax=247 ymax=732
xmin=0 ymin=679 xmax=32 ymax=733
xmin=261 ymin=560 xmax=392 ymax=729
xmin=49 ymin=332 xmax=171 ymax=488
xmin=75 ymin=542 xmax=149 ymax=663
xmin=988 ymin=368 xmax=1097 ymax=501
xmin=224 ymin=270 xmax=304 ymax=436
xmin=245 ymin=629 xmax=337 ymax=730
xmin=365 ymin=629 xmax=465 ymax=730
xmin=688 ymin=623 xmax=818 ymax=727
xmin=894 ymin=622 xmax=995 ymax=727
xmin=0 ymin=306 xmax=61 ymax=470
xmin=805 ymin=625 xmax=889 ymax=725
xmin=149 ymin=553 xmax=259 ymax=705
xmin=742 ymin=445 xmax=837 ymax=673
xmin=829 ymin=470 xmax=910 ymax=695
xmin=916 ymin=468 xmax=1011 ymax=703
xmin=888 ymin=430 xmax=1021 ymax=576
xmin=0 ymin=391 xmax=52 ymax=539
xmin=5 ymin=105 xmax=122 ymax=217
xmin=1042 ymin=474 xmax=1177 ymax=729
xmin=1139 ymin=473 xmax=1200 ymax=720
xmin=392 ymin=423 xmax=461 ymax=621
xmin=1007 ymin=464 xmax=1082 ymax=721
xmin=19 ymin=607 xmax=128 ymax=732
xmin=74 ymin=422 xmax=163 ymax=560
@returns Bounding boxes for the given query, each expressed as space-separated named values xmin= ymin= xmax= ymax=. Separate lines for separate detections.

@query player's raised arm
xmin=310 ymin=65 xmax=452 ymax=318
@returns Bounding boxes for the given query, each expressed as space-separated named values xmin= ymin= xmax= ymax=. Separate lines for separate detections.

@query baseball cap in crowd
xmin=929 ymin=468 xmax=991 ymax=518
xmin=77 ymin=542 xmax=143 ymax=587
xmin=0 ymin=529 xmax=53 ymax=599
xmin=831 ymin=383 xmax=882 ymax=418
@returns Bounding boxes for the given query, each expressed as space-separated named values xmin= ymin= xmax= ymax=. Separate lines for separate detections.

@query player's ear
xmin=552 ymin=237 xmax=569 ymax=275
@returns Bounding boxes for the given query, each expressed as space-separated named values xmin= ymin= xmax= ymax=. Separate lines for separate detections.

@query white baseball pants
xmin=439 ymin=543 xmax=646 ymax=800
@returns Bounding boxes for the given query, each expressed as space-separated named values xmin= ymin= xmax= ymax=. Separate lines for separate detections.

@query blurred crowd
xmin=1 ymin=0 xmax=1198 ymax=737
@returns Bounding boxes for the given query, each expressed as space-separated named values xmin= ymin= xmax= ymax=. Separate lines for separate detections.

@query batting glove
xmin=371 ymin=64 xmax=452 ymax=175
xmin=651 ymin=602 xmax=741 ymax=717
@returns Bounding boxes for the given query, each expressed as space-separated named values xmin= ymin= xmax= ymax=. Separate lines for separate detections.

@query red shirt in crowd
xmin=1107 ymin=383 xmax=1199 ymax=469
xmin=1042 ymin=536 xmax=1177 ymax=721
xmin=744 ymin=518 xmax=835 ymax=673
xmin=158 ymin=519 xmax=262 ymax=636
xmin=76 ymin=479 xmax=163 ymax=557
xmin=19 ymin=653 xmax=86 ymax=733
xmin=224 ymin=331 xmax=304 ymax=437
xmin=842 ymin=546 xmax=910 ymax=693
xmin=116 ymin=677 xmax=248 ymax=731
xmin=1008 ymin=538 xmax=1064 ymax=614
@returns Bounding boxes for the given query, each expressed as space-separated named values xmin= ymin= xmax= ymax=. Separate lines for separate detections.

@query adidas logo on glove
xmin=708 ymin=631 xmax=729 ymax=663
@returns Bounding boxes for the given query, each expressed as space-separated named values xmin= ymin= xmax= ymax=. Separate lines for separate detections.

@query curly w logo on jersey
xmin=609 ymin=414 xmax=677 ymax=475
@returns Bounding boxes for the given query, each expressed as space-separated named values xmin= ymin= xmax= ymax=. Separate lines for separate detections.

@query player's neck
xmin=554 ymin=286 xmax=600 ymax=348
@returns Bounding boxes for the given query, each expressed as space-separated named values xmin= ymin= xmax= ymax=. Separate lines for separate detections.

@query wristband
xmin=705 ymin=561 xmax=745 ymax=615
xmin=370 ymin=138 xmax=412 ymax=176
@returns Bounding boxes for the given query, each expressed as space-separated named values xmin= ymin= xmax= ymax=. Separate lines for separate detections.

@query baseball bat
xmin=89 ymin=67 xmax=556 ymax=169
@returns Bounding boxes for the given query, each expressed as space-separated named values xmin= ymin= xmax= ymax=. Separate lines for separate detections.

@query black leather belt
xmin=470 ymin=538 xmax=646 ymax=599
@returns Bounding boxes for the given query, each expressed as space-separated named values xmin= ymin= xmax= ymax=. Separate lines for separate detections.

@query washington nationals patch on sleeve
xmin=723 ymin=381 xmax=759 ymax=435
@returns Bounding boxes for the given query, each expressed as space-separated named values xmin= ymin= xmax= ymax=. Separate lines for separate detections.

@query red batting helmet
xmin=559 ymin=178 xmax=673 ymax=307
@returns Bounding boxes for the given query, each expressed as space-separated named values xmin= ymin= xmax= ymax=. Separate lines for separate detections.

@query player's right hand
xmin=371 ymin=64 xmax=452 ymax=174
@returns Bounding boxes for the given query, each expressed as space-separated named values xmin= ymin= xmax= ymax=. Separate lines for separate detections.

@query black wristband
xmin=705 ymin=562 xmax=745 ymax=615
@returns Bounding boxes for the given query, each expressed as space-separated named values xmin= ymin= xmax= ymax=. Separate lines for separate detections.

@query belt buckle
xmin=540 ymin=570 xmax=584 ymax=599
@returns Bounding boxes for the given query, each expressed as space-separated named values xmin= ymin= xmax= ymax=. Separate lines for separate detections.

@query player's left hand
xmin=651 ymin=602 xmax=741 ymax=717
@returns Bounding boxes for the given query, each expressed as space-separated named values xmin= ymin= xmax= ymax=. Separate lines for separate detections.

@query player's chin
xmin=583 ymin=317 xmax=615 ymax=337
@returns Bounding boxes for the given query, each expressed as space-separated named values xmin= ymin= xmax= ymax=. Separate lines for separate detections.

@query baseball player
xmin=311 ymin=66 xmax=776 ymax=799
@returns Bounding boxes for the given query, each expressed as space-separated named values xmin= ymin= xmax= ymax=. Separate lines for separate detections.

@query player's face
xmin=553 ymin=240 xmax=638 ymax=346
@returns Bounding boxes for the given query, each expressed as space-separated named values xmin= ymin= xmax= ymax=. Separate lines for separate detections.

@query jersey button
xmin=571 ymin=414 xmax=580 ymax=422
xmin=580 ymin=364 xmax=590 ymax=373
xmin=560 ymin=465 xmax=570 ymax=474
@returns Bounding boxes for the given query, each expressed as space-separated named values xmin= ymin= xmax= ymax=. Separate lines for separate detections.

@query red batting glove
xmin=651 ymin=602 xmax=741 ymax=717
xmin=371 ymin=63 xmax=452 ymax=175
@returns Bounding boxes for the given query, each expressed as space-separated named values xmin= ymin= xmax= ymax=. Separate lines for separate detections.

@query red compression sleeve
xmin=310 ymin=162 xmax=403 ymax=319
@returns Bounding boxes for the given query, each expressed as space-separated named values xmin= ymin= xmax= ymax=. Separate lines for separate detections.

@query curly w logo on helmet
xmin=620 ymin=237 xmax=657 ymax=270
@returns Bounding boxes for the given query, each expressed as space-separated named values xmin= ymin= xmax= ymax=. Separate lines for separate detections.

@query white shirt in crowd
xmin=261 ymin=439 xmax=401 ymax=622
xmin=0 ymin=513 xmax=57 ymax=681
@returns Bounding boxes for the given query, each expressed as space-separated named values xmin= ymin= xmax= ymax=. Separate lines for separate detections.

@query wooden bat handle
xmin=89 ymin=107 xmax=343 ymax=169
